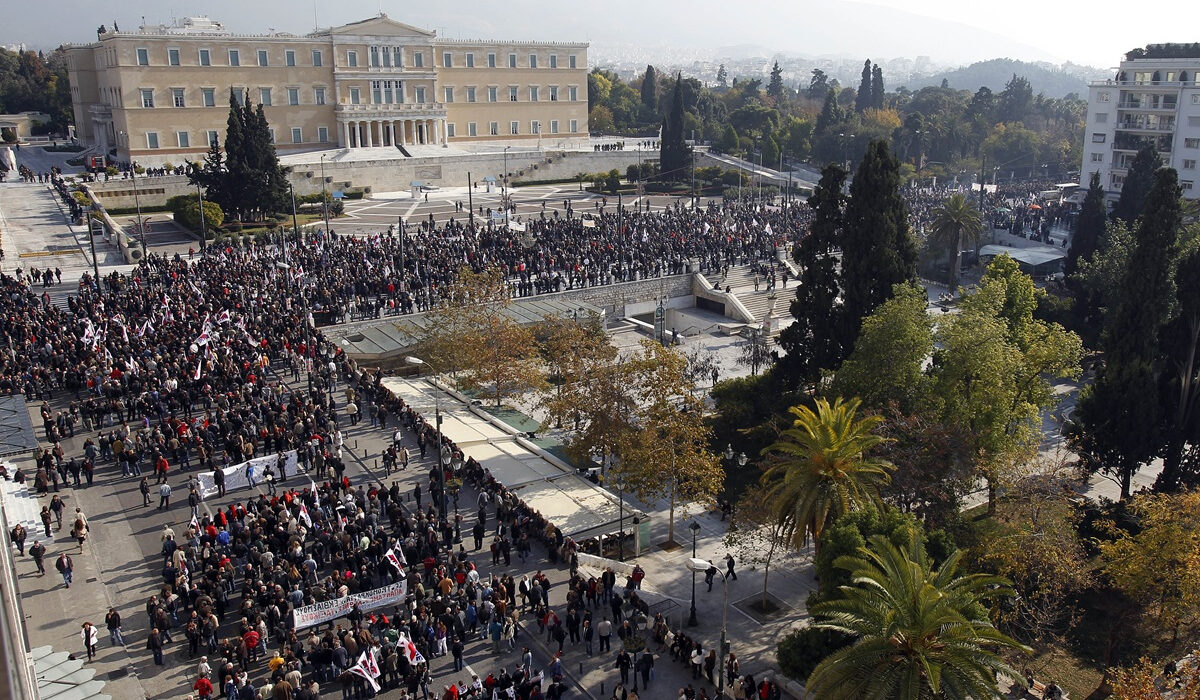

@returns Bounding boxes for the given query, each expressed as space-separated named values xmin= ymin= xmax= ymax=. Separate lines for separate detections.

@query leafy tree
xmin=838 ymin=139 xmax=918 ymax=357
xmin=814 ymin=86 xmax=844 ymax=136
xmin=806 ymin=534 xmax=1028 ymax=700
xmin=737 ymin=328 xmax=771 ymax=376
xmin=1112 ymin=144 xmax=1162 ymax=228
xmin=1110 ymin=655 xmax=1200 ymax=700
xmin=760 ymin=397 xmax=895 ymax=550
xmin=929 ymin=192 xmax=984 ymax=291
xmin=417 ymin=267 xmax=546 ymax=407
xmin=716 ymin=64 xmax=728 ymax=89
xmin=1101 ymin=491 xmax=1200 ymax=639
xmin=998 ymin=73 xmax=1033 ymax=123
xmin=1073 ymin=169 xmax=1182 ymax=499
xmin=855 ymin=60 xmax=873 ymax=113
xmin=1065 ymin=171 xmax=1107 ymax=280
xmin=658 ymin=75 xmax=691 ymax=182
xmin=725 ymin=485 xmax=789 ymax=612
xmin=875 ymin=407 xmax=972 ymax=525
xmin=932 ymin=255 xmax=1082 ymax=513
xmin=767 ymin=61 xmax=785 ymax=102
xmin=613 ymin=342 xmax=724 ymax=547
xmin=716 ymin=124 xmax=739 ymax=154
xmin=189 ymin=139 xmax=228 ymax=216
xmin=778 ymin=164 xmax=846 ymax=388
xmin=807 ymin=69 xmax=830 ymax=100
xmin=832 ymin=283 xmax=933 ymax=414
xmin=536 ymin=316 xmax=617 ymax=430
xmin=1073 ymin=220 xmax=1135 ymax=336
xmin=760 ymin=135 xmax=779 ymax=169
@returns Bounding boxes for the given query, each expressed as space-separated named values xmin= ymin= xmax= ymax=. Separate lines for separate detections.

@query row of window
xmin=141 ymin=126 xmax=331 ymax=149
xmin=442 ymin=85 xmax=578 ymax=103
xmin=136 ymin=83 xmax=581 ymax=108
xmin=139 ymin=86 xmax=329 ymax=108
xmin=138 ymin=47 xmax=325 ymax=68
xmin=134 ymin=45 xmax=581 ymax=71
xmin=445 ymin=119 xmax=579 ymax=137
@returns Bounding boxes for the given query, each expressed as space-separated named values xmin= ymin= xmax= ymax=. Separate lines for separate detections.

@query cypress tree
xmin=815 ymin=87 xmax=842 ymax=134
xmin=1112 ymin=144 xmax=1161 ymax=227
xmin=838 ymin=139 xmax=917 ymax=354
xmin=855 ymin=60 xmax=872 ymax=113
xmin=767 ymin=61 xmax=785 ymax=101
xmin=658 ymin=75 xmax=690 ymax=182
xmin=1065 ymin=171 xmax=1106 ymax=279
xmin=640 ymin=65 xmax=657 ymax=110
xmin=778 ymin=163 xmax=847 ymax=388
xmin=870 ymin=64 xmax=885 ymax=109
xmin=1074 ymin=168 xmax=1182 ymax=498
xmin=222 ymin=89 xmax=249 ymax=220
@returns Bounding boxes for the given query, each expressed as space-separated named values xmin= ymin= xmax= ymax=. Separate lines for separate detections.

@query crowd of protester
xmin=0 ymin=171 xmax=1070 ymax=698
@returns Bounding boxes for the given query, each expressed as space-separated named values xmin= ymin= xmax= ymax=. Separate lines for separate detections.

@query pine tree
xmin=190 ymin=138 xmax=227 ymax=217
xmin=716 ymin=64 xmax=728 ymax=89
xmin=658 ymin=75 xmax=691 ymax=182
xmin=767 ymin=61 xmax=785 ymax=101
xmin=1073 ymin=168 xmax=1182 ymax=499
xmin=640 ymin=65 xmax=657 ymax=110
xmin=807 ymin=69 xmax=829 ymax=100
xmin=815 ymin=87 xmax=842 ymax=134
xmin=855 ymin=60 xmax=873 ymax=113
xmin=870 ymin=64 xmax=885 ymax=109
xmin=1112 ymin=144 xmax=1161 ymax=227
xmin=838 ymin=139 xmax=918 ymax=355
xmin=1065 ymin=172 xmax=1106 ymax=279
xmin=778 ymin=163 xmax=847 ymax=388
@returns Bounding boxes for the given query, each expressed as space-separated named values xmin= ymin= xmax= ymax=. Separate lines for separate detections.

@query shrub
xmin=776 ymin=626 xmax=853 ymax=682
xmin=177 ymin=200 xmax=224 ymax=233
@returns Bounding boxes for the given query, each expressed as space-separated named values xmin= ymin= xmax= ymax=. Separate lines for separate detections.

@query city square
xmin=1 ymin=4 xmax=1199 ymax=700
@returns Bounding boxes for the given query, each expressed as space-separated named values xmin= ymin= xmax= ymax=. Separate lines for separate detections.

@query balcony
xmin=1118 ymin=100 xmax=1178 ymax=111
xmin=1115 ymin=120 xmax=1176 ymax=132
xmin=335 ymin=102 xmax=446 ymax=116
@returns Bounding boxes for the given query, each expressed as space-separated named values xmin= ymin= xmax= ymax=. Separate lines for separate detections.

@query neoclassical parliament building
xmin=66 ymin=14 xmax=590 ymax=164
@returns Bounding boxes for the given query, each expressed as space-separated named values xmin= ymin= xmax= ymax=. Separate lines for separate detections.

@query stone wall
xmin=86 ymin=149 xmax=655 ymax=209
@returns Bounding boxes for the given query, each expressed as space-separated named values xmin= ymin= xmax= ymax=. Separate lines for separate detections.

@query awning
xmin=32 ymin=645 xmax=110 ymax=700
xmin=0 ymin=395 xmax=39 ymax=457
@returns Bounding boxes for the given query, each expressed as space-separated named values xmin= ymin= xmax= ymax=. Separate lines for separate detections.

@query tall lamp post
xmin=687 ymin=520 xmax=702 ymax=626
xmin=119 ymin=130 xmax=147 ymax=257
xmin=687 ymin=557 xmax=731 ymax=697
xmin=406 ymin=355 xmax=449 ymax=517
xmin=195 ymin=177 xmax=208 ymax=254
xmin=319 ymin=154 xmax=331 ymax=236
xmin=502 ymin=146 xmax=511 ymax=230
xmin=613 ymin=474 xmax=626 ymax=561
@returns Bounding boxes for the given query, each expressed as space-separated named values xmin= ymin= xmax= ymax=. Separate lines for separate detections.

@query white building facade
xmin=1081 ymin=47 xmax=1200 ymax=201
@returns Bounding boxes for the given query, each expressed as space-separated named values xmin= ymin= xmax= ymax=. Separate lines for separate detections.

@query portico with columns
xmin=337 ymin=110 xmax=448 ymax=149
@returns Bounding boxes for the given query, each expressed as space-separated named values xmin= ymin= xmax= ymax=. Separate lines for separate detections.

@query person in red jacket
xmin=242 ymin=628 xmax=261 ymax=662
xmin=193 ymin=674 xmax=214 ymax=699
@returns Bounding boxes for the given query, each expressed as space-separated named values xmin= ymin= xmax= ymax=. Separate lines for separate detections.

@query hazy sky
xmin=1 ymin=0 xmax=1193 ymax=67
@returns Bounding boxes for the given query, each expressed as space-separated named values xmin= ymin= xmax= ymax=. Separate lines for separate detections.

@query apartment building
xmin=65 ymin=14 xmax=589 ymax=164
xmin=1080 ymin=45 xmax=1200 ymax=201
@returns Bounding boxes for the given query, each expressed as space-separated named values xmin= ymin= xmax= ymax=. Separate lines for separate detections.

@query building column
xmin=440 ymin=118 xmax=447 ymax=144
xmin=386 ymin=121 xmax=393 ymax=147
xmin=342 ymin=121 xmax=351 ymax=148
xmin=429 ymin=119 xmax=437 ymax=145
xmin=366 ymin=121 xmax=374 ymax=147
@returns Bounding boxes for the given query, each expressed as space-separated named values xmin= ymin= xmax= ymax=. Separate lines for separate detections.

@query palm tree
xmin=760 ymin=396 xmax=894 ymax=550
xmin=929 ymin=192 xmax=984 ymax=292
xmin=807 ymin=534 xmax=1029 ymax=700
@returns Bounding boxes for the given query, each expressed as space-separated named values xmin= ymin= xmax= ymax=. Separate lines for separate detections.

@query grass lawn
xmin=1013 ymin=647 xmax=1104 ymax=699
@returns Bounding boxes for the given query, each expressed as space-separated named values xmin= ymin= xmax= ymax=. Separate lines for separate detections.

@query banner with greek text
xmin=194 ymin=450 xmax=299 ymax=499
xmin=291 ymin=579 xmax=408 ymax=629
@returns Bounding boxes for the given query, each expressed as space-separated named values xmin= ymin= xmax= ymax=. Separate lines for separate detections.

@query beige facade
xmin=65 ymin=14 xmax=588 ymax=165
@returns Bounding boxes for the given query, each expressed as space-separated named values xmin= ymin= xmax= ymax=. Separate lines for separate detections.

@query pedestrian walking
xmin=10 ymin=522 xmax=27 ymax=555
xmin=725 ymin=553 xmax=738 ymax=581
xmin=55 ymin=552 xmax=73 ymax=588
xmin=146 ymin=627 xmax=164 ymax=665
xmin=29 ymin=540 xmax=46 ymax=575
xmin=158 ymin=482 xmax=171 ymax=510
xmin=139 ymin=477 xmax=151 ymax=506
xmin=81 ymin=621 xmax=99 ymax=661
xmin=105 ymin=608 xmax=125 ymax=646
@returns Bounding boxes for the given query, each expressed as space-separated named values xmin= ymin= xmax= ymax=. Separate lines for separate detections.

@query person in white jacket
xmin=81 ymin=621 xmax=99 ymax=661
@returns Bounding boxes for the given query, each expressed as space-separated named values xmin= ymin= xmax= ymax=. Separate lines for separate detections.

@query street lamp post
xmin=195 ymin=178 xmax=208 ymax=254
xmin=687 ymin=557 xmax=731 ymax=697
xmin=288 ymin=182 xmax=299 ymax=262
xmin=614 ymin=475 xmax=626 ymax=561
xmin=503 ymin=146 xmax=511 ymax=230
xmin=687 ymin=521 xmax=701 ymax=626
xmin=84 ymin=207 xmax=100 ymax=284
xmin=119 ymin=131 xmax=148 ymax=258
xmin=406 ymin=356 xmax=449 ymax=518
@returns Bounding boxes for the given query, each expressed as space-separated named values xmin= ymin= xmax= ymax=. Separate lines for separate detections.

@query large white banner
xmin=195 ymin=450 xmax=299 ymax=499
xmin=291 ymin=579 xmax=408 ymax=629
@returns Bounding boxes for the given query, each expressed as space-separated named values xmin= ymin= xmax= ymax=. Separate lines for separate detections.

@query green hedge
xmin=776 ymin=627 xmax=853 ymax=682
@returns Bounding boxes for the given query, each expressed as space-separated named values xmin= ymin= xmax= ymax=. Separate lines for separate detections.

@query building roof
xmin=979 ymin=245 xmax=1066 ymax=268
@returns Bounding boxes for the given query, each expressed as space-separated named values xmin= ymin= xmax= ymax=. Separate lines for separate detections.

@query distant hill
xmin=902 ymin=58 xmax=1111 ymax=98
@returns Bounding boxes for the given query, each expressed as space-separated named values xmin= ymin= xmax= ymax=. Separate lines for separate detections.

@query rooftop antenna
xmin=313 ymin=0 xmax=318 ymax=31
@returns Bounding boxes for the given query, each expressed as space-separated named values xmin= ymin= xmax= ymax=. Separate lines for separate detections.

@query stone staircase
xmin=711 ymin=263 xmax=794 ymax=330
xmin=0 ymin=477 xmax=58 ymax=546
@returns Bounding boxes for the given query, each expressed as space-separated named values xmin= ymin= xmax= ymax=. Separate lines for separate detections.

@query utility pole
xmin=320 ymin=154 xmax=331 ymax=236
xmin=690 ymin=129 xmax=696 ymax=209
xmin=978 ymin=154 xmax=987 ymax=213
xmin=466 ymin=171 xmax=474 ymax=235
xmin=288 ymin=182 xmax=299 ymax=265
xmin=85 ymin=209 xmax=100 ymax=284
